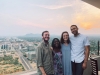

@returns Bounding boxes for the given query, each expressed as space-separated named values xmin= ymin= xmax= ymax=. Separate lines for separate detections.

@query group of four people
xmin=36 ymin=25 xmax=90 ymax=75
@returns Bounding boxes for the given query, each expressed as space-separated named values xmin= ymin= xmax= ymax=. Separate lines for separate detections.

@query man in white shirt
xmin=70 ymin=25 xmax=90 ymax=75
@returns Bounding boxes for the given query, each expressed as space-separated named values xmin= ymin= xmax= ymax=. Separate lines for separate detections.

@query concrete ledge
xmin=82 ymin=0 xmax=100 ymax=9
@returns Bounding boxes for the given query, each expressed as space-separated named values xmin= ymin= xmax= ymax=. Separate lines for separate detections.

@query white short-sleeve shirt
xmin=70 ymin=34 xmax=90 ymax=63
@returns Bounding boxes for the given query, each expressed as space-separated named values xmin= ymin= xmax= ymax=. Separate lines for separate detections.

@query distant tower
xmin=10 ymin=44 xmax=12 ymax=50
xmin=1 ymin=45 xmax=3 ymax=49
xmin=19 ymin=45 xmax=21 ymax=49
xmin=0 ymin=45 xmax=1 ymax=51
xmin=4 ymin=44 xmax=6 ymax=49
xmin=3 ymin=44 xmax=4 ymax=49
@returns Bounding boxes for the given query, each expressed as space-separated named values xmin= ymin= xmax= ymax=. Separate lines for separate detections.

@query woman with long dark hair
xmin=52 ymin=38 xmax=63 ymax=75
xmin=60 ymin=31 xmax=72 ymax=75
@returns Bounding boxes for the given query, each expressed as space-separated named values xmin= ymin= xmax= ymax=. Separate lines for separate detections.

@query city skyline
xmin=0 ymin=0 xmax=100 ymax=36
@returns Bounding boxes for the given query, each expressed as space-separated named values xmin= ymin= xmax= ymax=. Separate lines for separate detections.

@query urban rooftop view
xmin=0 ymin=0 xmax=100 ymax=75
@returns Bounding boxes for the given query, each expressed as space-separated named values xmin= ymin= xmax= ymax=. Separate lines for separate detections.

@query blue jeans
xmin=71 ymin=61 xmax=84 ymax=75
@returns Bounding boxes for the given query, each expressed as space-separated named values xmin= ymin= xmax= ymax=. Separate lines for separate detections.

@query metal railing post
xmin=98 ymin=41 xmax=99 ymax=55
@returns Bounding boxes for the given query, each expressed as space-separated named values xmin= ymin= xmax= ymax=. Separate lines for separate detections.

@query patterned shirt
xmin=36 ymin=41 xmax=54 ymax=75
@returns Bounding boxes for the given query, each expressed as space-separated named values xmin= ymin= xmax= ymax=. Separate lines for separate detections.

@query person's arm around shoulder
xmin=83 ymin=36 xmax=90 ymax=69
xmin=36 ymin=46 xmax=47 ymax=75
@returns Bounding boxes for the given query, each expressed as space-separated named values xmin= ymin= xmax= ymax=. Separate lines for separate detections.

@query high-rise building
xmin=27 ymin=51 xmax=36 ymax=61
xmin=0 ymin=45 xmax=2 ymax=51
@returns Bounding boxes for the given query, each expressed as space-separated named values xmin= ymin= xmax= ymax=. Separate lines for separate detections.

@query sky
xmin=0 ymin=0 xmax=100 ymax=36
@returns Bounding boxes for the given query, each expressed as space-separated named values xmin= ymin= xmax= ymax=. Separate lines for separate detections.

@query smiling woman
xmin=52 ymin=38 xmax=63 ymax=75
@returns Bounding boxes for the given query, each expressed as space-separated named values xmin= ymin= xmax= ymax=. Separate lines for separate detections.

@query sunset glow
xmin=0 ymin=0 xmax=100 ymax=36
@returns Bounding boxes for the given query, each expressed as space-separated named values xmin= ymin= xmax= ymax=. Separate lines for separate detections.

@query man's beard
xmin=44 ymin=40 xmax=48 ymax=42
xmin=43 ymin=38 xmax=49 ymax=43
xmin=73 ymin=31 xmax=78 ymax=35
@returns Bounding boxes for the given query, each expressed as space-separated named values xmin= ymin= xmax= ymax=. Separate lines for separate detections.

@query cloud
xmin=0 ymin=13 xmax=52 ymax=29
xmin=16 ymin=19 xmax=52 ymax=29
xmin=29 ymin=0 xmax=75 ymax=10
xmin=34 ymin=4 xmax=72 ymax=9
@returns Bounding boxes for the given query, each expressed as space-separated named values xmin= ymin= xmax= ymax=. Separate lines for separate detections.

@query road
xmin=15 ymin=49 xmax=33 ymax=70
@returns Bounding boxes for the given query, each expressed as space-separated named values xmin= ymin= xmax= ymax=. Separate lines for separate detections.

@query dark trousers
xmin=71 ymin=61 xmax=84 ymax=75
xmin=47 ymin=74 xmax=54 ymax=75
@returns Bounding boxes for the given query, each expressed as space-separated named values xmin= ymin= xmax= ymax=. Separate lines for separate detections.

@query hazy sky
xmin=0 ymin=0 xmax=100 ymax=36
